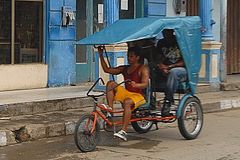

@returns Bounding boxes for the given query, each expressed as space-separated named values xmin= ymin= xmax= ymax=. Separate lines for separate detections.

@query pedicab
xmin=74 ymin=16 xmax=203 ymax=152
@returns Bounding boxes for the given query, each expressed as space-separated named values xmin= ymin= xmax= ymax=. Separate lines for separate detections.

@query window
xmin=0 ymin=0 xmax=11 ymax=64
xmin=119 ymin=0 xmax=135 ymax=19
xmin=0 ymin=0 xmax=43 ymax=64
xmin=93 ymin=0 xmax=104 ymax=33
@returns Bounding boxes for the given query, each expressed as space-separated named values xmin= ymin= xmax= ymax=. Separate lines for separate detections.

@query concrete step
xmin=0 ymin=82 xmax=238 ymax=118
xmin=1 ymin=90 xmax=240 ymax=147
xmin=0 ymin=84 xmax=95 ymax=118
xmin=0 ymin=96 xmax=93 ymax=118
xmin=196 ymin=83 xmax=220 ymax=93
xmin=220 ymin=82 xmax=240 ymax=91
xmin=1 ymin=81 xmax=239 ymax=118
xmin=197 ymin=81 xmax=240 ymax=93
xmin=220 ymin=74 xmax=240 ymax=91
xmin=197 ymin=73 xmax=240 ymax=92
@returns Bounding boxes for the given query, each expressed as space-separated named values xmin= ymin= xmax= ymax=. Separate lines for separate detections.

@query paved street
xmin=1 ymin=109 xmax=240 ymax=160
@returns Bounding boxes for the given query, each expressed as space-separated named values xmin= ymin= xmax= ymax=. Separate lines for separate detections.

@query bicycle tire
xmin=74 ymin=114 xmax=100 ymax=152
xmin=178 ymin=97 xmax=203 ymax=140
xmin=131 ymin=120 xmax=153 ymax=134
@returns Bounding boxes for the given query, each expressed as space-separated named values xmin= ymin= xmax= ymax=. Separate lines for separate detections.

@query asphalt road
xmin=1 ymin=109 xmax=240 ymax=160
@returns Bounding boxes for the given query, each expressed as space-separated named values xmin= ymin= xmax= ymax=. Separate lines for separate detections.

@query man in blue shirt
xmin=156 ymin=29 xmax=187 ymax=117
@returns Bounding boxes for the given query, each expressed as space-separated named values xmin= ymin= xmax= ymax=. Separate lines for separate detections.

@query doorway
xmin=76 ymin=0 xmax=104 ymax=83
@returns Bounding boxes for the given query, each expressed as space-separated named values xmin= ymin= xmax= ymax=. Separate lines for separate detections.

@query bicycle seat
xmin=134 ymin=79 xmax=151 ymax=111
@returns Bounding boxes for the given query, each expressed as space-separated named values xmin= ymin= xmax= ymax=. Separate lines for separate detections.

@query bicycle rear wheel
xmin=74 ymin=114 xmax=100 ymax=152
xmin=131 ymin=120 xmax=153 ymax=134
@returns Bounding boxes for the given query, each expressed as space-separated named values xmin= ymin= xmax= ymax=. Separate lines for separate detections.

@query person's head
xmin=127 ymin=46 xmax=143 ymax=64
xmin=162 ymin=29 xmax=175 ymax=40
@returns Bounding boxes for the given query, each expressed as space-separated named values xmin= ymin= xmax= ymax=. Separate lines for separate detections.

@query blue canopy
xmin=76 ymin=16 xmax=202 ymax=94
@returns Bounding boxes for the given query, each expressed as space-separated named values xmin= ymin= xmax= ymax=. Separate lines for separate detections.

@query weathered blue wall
xmin=45 ymin=0 xmax=166 ymax=87
xmin=144 ymin=0 xmax=166 ymax=17
xmin=46 ymin=0 xmax=76 ymax=86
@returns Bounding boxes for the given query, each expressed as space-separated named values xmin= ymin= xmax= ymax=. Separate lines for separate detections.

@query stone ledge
xmin=220 ymin=82 xmax=240 ymax=91
xmin=0 ymin=118 xmax=81 ymax=147
xmin=0 ymin=97 xmax=93 ymax=117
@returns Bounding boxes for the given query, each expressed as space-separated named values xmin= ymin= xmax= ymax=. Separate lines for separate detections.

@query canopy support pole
xmin=104 ymin=47 xmax=115 ymax=81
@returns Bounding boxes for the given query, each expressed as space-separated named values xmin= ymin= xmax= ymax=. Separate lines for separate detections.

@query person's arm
xmin=167 ymin=60 xmax=185 ymax=70
xmin=98 ymin=46 xmax=124 ymax=75
xmin=157 ymin=63 xmax=169 ymax=74
xmin=157 ymin=60 xmax=184 ymax=75
xmin=155 ymin=43 xmax=169 ymax=74
xmin=130 ymin=65 xmax=149 ymax=89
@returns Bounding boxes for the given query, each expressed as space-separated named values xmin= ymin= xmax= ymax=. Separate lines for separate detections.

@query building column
xmin=199 ymin=0 xmax=222 ymax=87
xmin=199 ymin=0 xmax=214 ymax=41
xmin=104 ymin=0 xmax=119 ymax=26
xmin=220 ymin=0 xmax=227 ymax=82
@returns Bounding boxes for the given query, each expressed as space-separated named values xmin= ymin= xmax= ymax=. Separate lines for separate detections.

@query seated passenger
xmin=156 ymin=29 xmax=187 ymax=117
xmin=97 ymin=46 xmax=149 ymax=141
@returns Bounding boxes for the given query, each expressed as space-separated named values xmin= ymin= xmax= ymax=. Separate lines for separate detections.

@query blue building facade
xmin=0 ymin=0 xmax=237 ymax=91
xmin=46 ymin=0 xmax=167 ymax=86
xmin=44 ymin=0 xmax=222 ymax=87
xmin=46 ymin=0 xmax=76 ymax=86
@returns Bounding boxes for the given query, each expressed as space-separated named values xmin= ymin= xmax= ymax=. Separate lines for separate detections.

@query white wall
xmin=0 ymin=64 xmax=48 ymax=91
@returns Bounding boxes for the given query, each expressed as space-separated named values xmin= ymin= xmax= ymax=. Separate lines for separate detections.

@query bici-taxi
xmin=74 ymin=16 xmax=203 ymax=152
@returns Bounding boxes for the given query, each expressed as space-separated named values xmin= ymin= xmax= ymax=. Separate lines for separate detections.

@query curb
xmin=0 ymin=120 xmax=78 ymax=147
xmin=202 ymin=99 xmax=240 ymax=113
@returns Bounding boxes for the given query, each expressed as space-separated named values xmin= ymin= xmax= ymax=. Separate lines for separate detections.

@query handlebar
xmin=87 ymin=78 xmax=105 ymax=97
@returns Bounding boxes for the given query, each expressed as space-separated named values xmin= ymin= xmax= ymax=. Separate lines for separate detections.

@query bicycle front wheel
xmin=74 ymin=114 xmax=100 ymax=152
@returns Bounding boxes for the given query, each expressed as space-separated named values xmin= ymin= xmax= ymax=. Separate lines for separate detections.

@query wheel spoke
xmin=184 ymin=103 xmax=198 ymax=133
xmin=132 ymin=119 xmax=153 ymax=134
xmin=137 ymin=120 xmax=152 ymax=129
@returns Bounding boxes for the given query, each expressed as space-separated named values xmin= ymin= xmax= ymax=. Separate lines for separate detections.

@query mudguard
xmin=176 ymin=94 xmax=201 ymax=118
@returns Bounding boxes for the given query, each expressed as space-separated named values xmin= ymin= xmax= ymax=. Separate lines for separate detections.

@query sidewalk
xmin=1 ymin=83 xmax=240 ymax=147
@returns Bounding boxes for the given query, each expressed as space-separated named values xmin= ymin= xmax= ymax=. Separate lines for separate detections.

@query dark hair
xmin=162 ymin=29 xmax=174 ymax=34
xmin=128 ymin=46 xmax=141 ymax=56
xmin=128 ymin=46 xmax=144 ymax=64
xmin=162 ymin=29 xmax=175 ymax=38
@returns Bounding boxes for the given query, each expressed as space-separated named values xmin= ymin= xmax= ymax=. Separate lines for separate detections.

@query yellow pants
xmin=114 ymin=86 xmax=146 ymax=110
